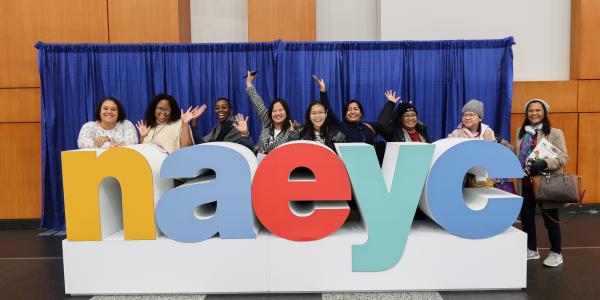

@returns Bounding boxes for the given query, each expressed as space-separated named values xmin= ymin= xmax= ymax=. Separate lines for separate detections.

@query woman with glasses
xmin=136 ymin=93 xmax=201 ymax=154
xmin=376 ymin=90 xmax=431 ymax=143
xmin=299 ymin=77 xmax=346 ymax=151
xmin=78 ymin=96 xmax=139 ymax=149
xmin=448 ymin=99 xmax=495 ymax=140
xmin=245 ymin=71 xmax=300 ymax=155
xmin=311 ymin=75 xmax=375 ymax=145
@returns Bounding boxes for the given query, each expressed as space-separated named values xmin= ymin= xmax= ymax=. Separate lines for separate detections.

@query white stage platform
xmin=63 ymin=221 xmax=526 ymax=295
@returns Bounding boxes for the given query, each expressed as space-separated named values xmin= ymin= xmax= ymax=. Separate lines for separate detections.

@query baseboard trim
xmin=0 ymin=219 xmax=41 ymax=230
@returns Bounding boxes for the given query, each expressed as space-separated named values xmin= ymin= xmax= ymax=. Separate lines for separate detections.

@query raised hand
xmin=181 ymin=106 xmax=196 ymax=124
xmin=384 ymin=90 xmax=401 ymax=103
xmin=246 ymin=70 xmax=257 ymax=88
xmin=232 ymin=113 xmax=249 ymax=136
xmin=181 ymin=104 xmax=207 ymax=124
xmin=94 ymin=136 xmax=110 ymax=147
xmin=312 ymin=74 xmax=326 ymax=92
xmin=136 ymin=120 xmax=150 ymax=139
xmin=197 ymin=104 xmax=207 ymax=117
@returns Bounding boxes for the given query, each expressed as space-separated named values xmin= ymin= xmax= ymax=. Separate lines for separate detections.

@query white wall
xmin=189 ymin=0 xmax=571 ymax=81
xmin=379 ymin=0 xmax=571 ymax=81
xmin=316 ymin=0 xmax=379 ymax=41
xmin=190 ymin=0 xmax=248 ymax=42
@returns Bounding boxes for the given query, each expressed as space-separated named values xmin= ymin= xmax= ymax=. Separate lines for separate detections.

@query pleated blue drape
xmin=36 ymin=37 xmax=514 ymax=230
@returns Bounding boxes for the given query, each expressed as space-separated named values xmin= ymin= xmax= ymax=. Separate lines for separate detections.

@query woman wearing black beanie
xmin=376 ymin=90 xmax=431 ymax=143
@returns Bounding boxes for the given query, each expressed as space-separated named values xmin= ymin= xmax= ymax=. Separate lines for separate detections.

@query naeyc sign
xmin=61 ymin=139 xmax=524 ymax=277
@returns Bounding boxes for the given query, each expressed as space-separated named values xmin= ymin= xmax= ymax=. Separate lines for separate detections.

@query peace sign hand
xmin=289 ymin=120 xmax=301 ymax=133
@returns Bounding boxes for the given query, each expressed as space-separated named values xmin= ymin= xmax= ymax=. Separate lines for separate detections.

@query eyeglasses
xmin=403 ymin=113 xmax=417 ymax=119
xmin=462 ymin=112 xmax=478 ymax=118
xmin=310 ymin=112 xmax=326 ymax=116
xmin=156 ymin=107 xmax=172 ymax=113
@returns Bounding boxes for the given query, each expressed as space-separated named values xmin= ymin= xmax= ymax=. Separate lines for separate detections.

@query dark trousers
xmin=520 ymin=185 xmax=562 ymax=253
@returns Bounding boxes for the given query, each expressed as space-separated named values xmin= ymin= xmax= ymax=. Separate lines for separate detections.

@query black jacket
xmin=376 ymin=101 xmax=431 ymax=143
xmin=319 ymin=91 xmax=374 ymax=144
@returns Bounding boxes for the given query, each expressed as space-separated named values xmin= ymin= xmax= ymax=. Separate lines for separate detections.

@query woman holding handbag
xmin=515 ymin=98 xmax=569 ymax=267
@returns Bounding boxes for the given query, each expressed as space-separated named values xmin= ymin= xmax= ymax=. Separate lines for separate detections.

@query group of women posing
xmin=77 ymin=74 xmax=568 ymax=269
xmin=77 ymin=72 xmax=494 ymax=153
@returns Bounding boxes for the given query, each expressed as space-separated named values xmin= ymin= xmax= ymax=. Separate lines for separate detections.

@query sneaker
xmin=527 ymin=249 xmax=540 ymax=260
xmin=543 ymin=252 xmax=563 ymax=267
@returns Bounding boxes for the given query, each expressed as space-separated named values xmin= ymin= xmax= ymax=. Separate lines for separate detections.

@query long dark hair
xmin=268 ymin=98 xmax=291 ymax=132
xmin=342 ymin=100 xmax=364 ymax=122
xmin=518 ymin=100 xmax=551 ymax=139
xmin=144 ymin=93 xmax=182 ymax=127
xmin=301 ymin=100 xmax=336 ymax=140
xmin=95 ymin=96 xmax=126 ymax=122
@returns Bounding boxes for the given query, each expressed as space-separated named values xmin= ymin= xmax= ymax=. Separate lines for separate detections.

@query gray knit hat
xmin=524 ymin=98 xmax=550 ymax=113
xmin=462 ymin=99 xmax=484 ymax=119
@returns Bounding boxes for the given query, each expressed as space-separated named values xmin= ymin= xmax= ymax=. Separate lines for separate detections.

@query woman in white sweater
xmin=77 ymin=97 xmax=138 ymax=149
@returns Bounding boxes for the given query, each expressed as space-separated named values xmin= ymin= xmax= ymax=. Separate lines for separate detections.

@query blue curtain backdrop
xmin=36 ymin=37 xmax=514 ymax=231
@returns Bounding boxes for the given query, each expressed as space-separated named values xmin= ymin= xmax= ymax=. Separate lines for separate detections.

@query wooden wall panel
xmin=0 ymin=88 xmax=41 ymax=123
xmin=248 ymin=0 xmax=316 ymax=42
xmin=108 ymin=0 xmax=191 ymax=43
xmin=510 ymin=113 xmax=578 ymax=175
xmin=578 ymin=80 xmax=600 ymax=112
xmin=578 ymin=113 xmax=600 ymax=203
xmin=570 ymin=0 xmax=600 ymax=79
xmin=570 ymin=0 xmax=582 ymax=80
xmin=0 ymin=0 xmax=109 ymax=88
xmin=0 ymin=124 xmax=41 ymax=219
xmin=178 ymin=0 xmax=191 ymax=42
xmin=512 ymin=81 xmax=578 ymax=114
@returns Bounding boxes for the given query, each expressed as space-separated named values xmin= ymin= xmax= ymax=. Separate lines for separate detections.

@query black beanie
xmin=396 ymin=101 xmax=417 ymax=116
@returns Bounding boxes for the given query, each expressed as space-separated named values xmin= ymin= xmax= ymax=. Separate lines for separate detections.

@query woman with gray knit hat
xmin=448 ymin=99 xmax=496 ymax=140
xmin=515 ymin=98 xmax=568 ymax=267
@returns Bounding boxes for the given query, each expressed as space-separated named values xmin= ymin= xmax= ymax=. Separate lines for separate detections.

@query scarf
xmin=401 ymin=128 xmax=424 ymax=142
xmin=453 ymin=124 xmax=480 ymax=139
xmin=518 ymin=123 xmax=543 ymax=167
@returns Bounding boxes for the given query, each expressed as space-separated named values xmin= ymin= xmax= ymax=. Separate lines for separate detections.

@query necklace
xmin=150 ymin=123 xmax=168 ymax=141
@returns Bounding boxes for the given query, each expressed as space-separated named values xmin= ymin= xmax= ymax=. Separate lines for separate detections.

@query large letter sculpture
xmin=252 ymin=141 xmax=351 ymax=241
xmin=337 ymin=142 xmax=434 ymax=271
xmin=421 ymin=139 xmax=523 ymax=238
xmin=156 ymin=143 xmax=259 ymax=243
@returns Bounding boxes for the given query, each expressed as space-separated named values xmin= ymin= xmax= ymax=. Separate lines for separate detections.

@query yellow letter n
xmin=61 ymin=147 xmax=156 ymax=241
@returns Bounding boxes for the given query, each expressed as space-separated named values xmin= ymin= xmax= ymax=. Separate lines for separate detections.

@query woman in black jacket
xmin=377 ymin=90 xmax=431 ymax=143
xmin=299 ymin=100 xmax=346 ymax=151
xmin=311 ymin=75 xmax=376 ymax=145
